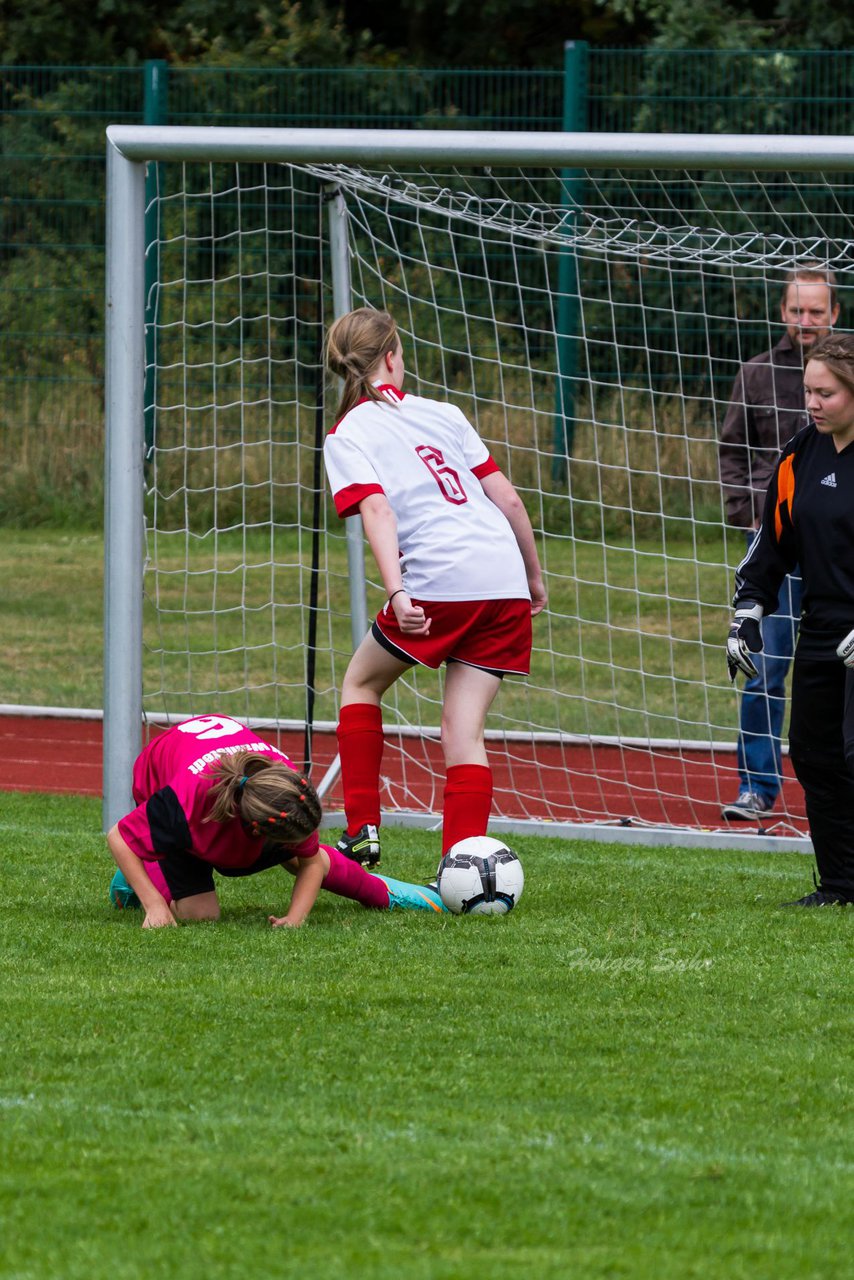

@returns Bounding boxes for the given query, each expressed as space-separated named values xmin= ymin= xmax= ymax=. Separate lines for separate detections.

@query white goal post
xmin=104 ymin=125 xmax=854 ymax=850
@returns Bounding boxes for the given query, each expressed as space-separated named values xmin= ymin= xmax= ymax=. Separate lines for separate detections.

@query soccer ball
xmin=437 ymin=836 xmax=524 ymax=915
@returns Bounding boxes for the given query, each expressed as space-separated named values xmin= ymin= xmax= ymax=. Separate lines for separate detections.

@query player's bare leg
xmin=441 ymin=662 xmax=501 ymax=767
xmin=173 ymin=891 xmax=221 ymax=922
xmin=340 ymin=630 xmax=411 ymax=707
xmin=440 ymin=663 xmax=502 ymax=852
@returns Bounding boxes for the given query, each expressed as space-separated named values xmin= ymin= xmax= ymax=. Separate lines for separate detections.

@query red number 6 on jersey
xmin=415 ymin=444 xmax=468 ymax=505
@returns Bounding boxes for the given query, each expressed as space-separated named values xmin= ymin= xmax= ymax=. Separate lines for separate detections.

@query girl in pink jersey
xmin=107 ymin=714 xmax=446 ymax=927
xmin=323 ymin=308 xmax=547 ymax=868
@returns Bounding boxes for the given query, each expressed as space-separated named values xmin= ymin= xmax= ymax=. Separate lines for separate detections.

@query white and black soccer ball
xmin=437 ymin=835 xmax=524 ymax=915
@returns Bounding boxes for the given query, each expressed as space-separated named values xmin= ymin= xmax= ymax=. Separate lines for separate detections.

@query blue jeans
xmin=737 ymin=533 xmax=802 ymax=802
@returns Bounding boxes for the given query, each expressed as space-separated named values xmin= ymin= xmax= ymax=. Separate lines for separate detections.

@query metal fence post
xmin=553 ymin=39 xmax=588 ymax=484
xmin=143 ymin=60 xmax=168 ymax=460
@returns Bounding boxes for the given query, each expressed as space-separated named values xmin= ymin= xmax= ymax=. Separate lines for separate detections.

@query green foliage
xmin=2 ymin=795 xmax=854 ymax=1278
xmin=0 ymin=0 xmax=360 ymax=67
xmin=0 ymin=418 xmax=104 ymax=529
xmin=599 ymin=0 xmax=768 ymax=48
xmin=185 ymin=1 xmax=372 ymax=69
xmin=773 ymin=0 xmax=854 ymax=48
xmin=0 ymin=0 xmax=174 ymax=64
xmin=0 ymin=0 xmax=620 ymax=70
xmin=596 ymin=0 xmax=854 ymax=52
xmin=338 ymin=0 xmax=618 ymax=69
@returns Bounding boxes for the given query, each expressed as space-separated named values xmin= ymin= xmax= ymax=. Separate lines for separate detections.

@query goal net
xmin=105 ymin=128 xmax=854 ymax=847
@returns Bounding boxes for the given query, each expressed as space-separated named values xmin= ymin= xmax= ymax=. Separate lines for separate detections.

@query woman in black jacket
xmin=726 ymin=332 xmax=854 ymax=905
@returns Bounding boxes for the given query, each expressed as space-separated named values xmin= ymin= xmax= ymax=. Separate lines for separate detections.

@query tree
xmin=0 ymin=0 xmax=364 ymax=67
xmin=0 ymin=0 xmax=174 ymax=62
xmin=594 ymin=0 xmax=854 ymax=51
xmin=342 ymin=0 xmax=625 ymax=67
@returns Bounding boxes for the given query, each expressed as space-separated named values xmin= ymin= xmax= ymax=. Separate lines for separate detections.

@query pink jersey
xmin=323 ymin=386 xmax=530 ymax=602
xmin=118 ymin=715 xmax=319 ymax=868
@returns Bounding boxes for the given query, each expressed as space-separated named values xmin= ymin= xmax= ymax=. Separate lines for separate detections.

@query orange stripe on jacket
xmin=774 ymin=454 xmax=795 ymax=541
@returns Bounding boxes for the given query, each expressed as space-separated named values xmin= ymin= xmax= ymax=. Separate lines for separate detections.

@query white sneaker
xmin=721 ymin=791 xmax=774 ymax=821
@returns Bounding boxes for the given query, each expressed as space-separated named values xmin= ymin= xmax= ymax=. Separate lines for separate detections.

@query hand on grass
xmin=268 ymin=915 xmax=302 ymax=928
xmin=142 ymin=902 xmax=178 ymax=929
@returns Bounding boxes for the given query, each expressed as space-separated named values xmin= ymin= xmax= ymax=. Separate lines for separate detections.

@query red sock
xmin=442 ymin=763 xmax=493 ymax=853
xmin=321 ymin=845 xmax=389 ymax=910
xmin=337 ymin=703 xmax=384 ymax=835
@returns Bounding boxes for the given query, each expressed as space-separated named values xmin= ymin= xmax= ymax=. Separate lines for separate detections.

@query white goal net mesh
xmin=141 ymin=154 xmax=854 ymax=838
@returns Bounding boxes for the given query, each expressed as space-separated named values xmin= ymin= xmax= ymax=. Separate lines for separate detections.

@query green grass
xmin=1 ymin=791 xmax=851 ymax=1279
xmin=0 ymin=527 xmax=746 ymax=743
xmin=0 ymin=530 xmax=104 ymax=707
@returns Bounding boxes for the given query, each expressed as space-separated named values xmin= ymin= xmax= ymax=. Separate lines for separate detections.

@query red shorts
xmin=373 ymin=597 xmax=532 ymax=675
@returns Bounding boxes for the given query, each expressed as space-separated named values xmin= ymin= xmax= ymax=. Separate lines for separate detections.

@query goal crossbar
xmin=107 ymin=125 xmax=854 ymax=171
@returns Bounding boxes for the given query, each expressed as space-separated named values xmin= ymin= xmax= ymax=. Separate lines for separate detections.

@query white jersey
xmin=323 ymin=386 xmax=530 ymax=602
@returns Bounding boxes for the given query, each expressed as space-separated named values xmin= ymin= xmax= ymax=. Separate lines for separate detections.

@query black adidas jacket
xmin=733 ymin=423 xmax=854 ymax=658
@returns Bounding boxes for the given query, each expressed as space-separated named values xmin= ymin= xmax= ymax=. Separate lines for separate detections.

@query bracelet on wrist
xmin=388 ymin=588 xmax=406 ymax=603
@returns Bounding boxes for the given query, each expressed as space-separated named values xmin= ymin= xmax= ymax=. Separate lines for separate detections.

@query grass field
xmin=0 ymin=528 xmax=745 ymax=746
xmin=1 ymin=791 xmax=851 ymax=1280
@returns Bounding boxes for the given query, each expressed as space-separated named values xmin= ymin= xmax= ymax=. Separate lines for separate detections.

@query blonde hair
xmin=326 ymin=307 xmax=399 ymax=419
xmin=806 ymin=333 xmax=854 ymax=398
xmin=205 ymin=751 xmax=322 ymax=845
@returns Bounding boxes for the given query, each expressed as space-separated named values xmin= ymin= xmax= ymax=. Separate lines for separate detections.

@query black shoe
xmin=780 ymin=877 xmax=851 ymax=907
xmin=337 ymin=823 xmax=381 ymax=867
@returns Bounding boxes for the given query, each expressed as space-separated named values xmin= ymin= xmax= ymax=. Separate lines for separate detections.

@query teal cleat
xmin=109 ymin=869 xmax=140 ymax=910
xmin=375 ymin=875 xmax=448 ymax=913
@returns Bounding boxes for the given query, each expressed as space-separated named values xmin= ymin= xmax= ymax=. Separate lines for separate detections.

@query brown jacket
xmin=718 ymin=333 xmax=809 ymax=528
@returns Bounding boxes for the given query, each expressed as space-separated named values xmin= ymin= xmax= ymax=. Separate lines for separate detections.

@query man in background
xmin=719 ymin=265 xmax=839 ymax=821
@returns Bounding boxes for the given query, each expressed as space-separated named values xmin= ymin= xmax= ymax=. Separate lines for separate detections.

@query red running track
xmin=1 ymin=714 xmax=808 ymax=836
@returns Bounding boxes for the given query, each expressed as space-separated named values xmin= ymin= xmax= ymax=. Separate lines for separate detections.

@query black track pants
xmin=788 ymin=650 xmax=854 ymax=898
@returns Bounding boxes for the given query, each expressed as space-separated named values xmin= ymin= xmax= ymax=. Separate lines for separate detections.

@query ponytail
xmin=326 ymin=307 xmax=400 ymax=419
xmin=206 ymin=751 xmax=322 ymax=845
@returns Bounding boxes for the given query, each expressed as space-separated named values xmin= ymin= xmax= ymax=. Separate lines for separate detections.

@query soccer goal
xmin=104 ymin=126 xmax=854 ymax=849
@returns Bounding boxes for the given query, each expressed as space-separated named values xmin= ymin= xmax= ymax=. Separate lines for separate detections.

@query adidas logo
xmin=821 ymin=472 xmax=838 ymax=488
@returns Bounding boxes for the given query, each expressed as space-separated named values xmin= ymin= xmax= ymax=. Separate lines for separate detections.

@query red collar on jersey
xmin=368 ymin=383 xmax=405 ymax=404
xmin=330 ymin=384 xmax=406 ymax=433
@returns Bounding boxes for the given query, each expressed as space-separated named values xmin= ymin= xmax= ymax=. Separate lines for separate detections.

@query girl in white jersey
xmin=323 ymin=308 xmax=547 ymax=867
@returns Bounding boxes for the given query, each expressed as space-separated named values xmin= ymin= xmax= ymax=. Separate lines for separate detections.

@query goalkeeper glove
xmin=726 ymin=603 xmax=764 ymax=682
xmin=837 ymin=628 xmax=854 ymax=668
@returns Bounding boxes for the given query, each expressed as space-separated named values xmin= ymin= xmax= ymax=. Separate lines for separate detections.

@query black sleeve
xmin=732 ymin=445 xmax=798 ymax=613
xmin=145 ymin=786 xmax=193 ymax=859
